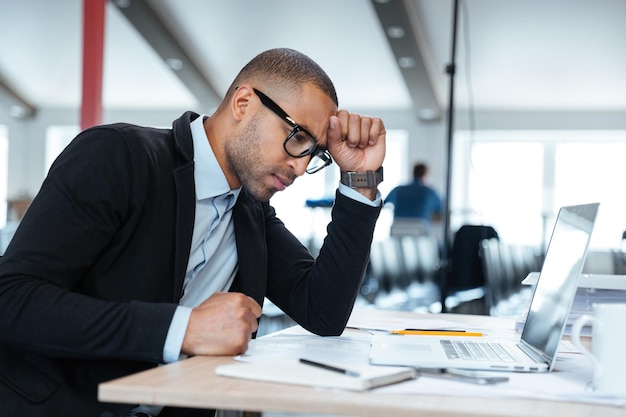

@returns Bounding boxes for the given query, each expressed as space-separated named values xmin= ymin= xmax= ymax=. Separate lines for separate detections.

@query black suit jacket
xmin=0 ymin=112 xmax=380 ymax=417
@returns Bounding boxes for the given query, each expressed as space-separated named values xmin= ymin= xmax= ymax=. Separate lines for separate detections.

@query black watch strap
xmin=340 ymin=166 xmax=384 ymax=188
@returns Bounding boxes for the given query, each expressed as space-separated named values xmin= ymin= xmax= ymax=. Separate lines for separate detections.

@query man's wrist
xmin=340 ymin=166 xmax=383 ymax=189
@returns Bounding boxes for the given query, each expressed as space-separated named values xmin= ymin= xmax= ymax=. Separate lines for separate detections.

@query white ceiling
xmin=1 ymin=0 xmax=626 ymax=119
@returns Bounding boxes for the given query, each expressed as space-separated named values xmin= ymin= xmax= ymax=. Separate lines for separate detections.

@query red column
xmin=80 ymin=0 xmax=106 ymax=130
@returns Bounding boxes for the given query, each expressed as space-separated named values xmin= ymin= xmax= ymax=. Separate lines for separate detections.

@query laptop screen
xmin=520 ymin=203 xmax=599 ymax=367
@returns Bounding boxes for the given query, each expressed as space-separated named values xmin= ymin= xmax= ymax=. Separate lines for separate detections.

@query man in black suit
xmin=0 ymin=48 xmax=386 ymax=416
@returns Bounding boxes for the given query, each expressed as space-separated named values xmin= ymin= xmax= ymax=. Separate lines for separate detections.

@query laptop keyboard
xmin=440 ymin=340 xmax=515 ymax=362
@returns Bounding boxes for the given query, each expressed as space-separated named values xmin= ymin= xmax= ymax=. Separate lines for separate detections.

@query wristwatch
xmin=340 ymin=166 xmax=384 ymax=188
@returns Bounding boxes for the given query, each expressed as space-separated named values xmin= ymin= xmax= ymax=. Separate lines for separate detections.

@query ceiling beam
xmin=111 ymin=0 xmax=221 ymax=110
xmin=371 ymin=0 xmax=441 ymax=121
xmin=0 ymin=74 xmax=36 ymax=118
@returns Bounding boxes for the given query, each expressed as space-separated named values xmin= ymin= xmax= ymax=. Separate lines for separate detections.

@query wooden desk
xmin=99 ymin=310 xmax=622 ymax=417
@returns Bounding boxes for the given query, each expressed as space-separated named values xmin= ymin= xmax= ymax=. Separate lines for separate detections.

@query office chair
xmin=442 ymin=225 xmax=499 ymax=313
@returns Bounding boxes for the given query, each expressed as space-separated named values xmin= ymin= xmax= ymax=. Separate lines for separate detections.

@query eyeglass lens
xmin=284 ymin=130 xmax=332 ymax=174
xmin=284 ymin=130 xmax=315 ymax=157
xmin=306 ymin=151 xmax=332 ymax=174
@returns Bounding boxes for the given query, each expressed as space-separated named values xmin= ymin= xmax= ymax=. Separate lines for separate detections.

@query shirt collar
xmin=190 ymin=115 xmax=241 ymax=204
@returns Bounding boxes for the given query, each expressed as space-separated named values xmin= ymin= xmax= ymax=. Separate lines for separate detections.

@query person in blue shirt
xmin=385 ymin=162 xmax=442 ymax=235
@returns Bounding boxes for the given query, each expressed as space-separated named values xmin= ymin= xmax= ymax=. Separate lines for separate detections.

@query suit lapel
xmin=172 ymin=163 xmax=195 ymax=302
xmin=231 ymin=190 xmax=267 ymax=306
xmin=171 ymin=112 xmax=198 ymax=302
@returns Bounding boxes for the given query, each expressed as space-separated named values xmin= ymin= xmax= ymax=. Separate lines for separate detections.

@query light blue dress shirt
xmin=162 ymin=116 xmax=240 ymax=363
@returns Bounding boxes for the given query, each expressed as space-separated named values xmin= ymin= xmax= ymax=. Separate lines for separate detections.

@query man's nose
xmin=291 ymin=156 xmax=309 ymax=177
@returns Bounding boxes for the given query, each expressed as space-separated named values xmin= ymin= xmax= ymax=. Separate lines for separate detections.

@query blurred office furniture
xmin=7 ymin=196 xmax=31 ymax=221
xmin=522 ymin=271 xmax=626 ymax=334
xmin=257 ymin=299 xmax=297 ymax=337
xmin=612 ymin=250 xmax=626 ymax=275
xmin=610 ymin=230 xmax=626 ymax=275
xmin=480 ymin=238 xmax=539 ymax=318
xmin=389 ymin=218 xmax=431 ymax=238
xmin=304 ymin=197 xmax=334 ymax=257
xmin=583 ymin=250 xmax=617 ymax=274
xmin=442 ymin=225 xmax=499 ymax=314
xmin=366 ymin=234 xmax=441 ymax=312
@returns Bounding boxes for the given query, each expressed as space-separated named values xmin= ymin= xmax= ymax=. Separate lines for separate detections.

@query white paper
xmin=236 ymin=320 xmax=624 ymax=408
xmin=373 ymin=350 xmax=624 ymax=407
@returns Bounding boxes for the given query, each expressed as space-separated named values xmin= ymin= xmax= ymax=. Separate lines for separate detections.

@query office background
xmin=2 ymin=0 xmax=626 ymax=254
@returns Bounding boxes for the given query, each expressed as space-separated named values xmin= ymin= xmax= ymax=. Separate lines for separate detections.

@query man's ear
xmin=230 ymin=85 xmax=254 ymax=122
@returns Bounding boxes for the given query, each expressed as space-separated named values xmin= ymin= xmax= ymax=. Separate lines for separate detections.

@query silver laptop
xmin=369 ymin=203 xmax=599 ymax=373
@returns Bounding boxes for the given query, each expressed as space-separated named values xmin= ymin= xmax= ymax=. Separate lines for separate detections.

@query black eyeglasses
xmin=252 ymin=88 xmax=332 ymax=174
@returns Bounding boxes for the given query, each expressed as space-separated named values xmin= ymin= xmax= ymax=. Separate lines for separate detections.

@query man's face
xmin=225 ymin=84 xmax=337 ymax=202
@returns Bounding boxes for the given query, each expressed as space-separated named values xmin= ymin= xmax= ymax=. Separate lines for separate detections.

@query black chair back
xmin=447 ymin=225 xmax=499 ymax=293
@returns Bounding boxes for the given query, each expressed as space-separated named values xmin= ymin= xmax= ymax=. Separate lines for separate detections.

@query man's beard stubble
xmin=225 ymin=114 xmax=278 ymax=203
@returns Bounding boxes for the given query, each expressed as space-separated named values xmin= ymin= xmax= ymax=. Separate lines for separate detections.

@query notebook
xmin=369 ymin=202 xmax=599 ymax=373
xmin=215 ymin=357 xmax=416 ymax=391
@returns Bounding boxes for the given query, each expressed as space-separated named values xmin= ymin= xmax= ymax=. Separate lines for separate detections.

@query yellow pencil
xmin=390 ymin=330 xmax=483 ymax=337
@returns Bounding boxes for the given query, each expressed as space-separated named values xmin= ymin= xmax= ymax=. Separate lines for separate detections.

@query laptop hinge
xmin=518 ymin=340 xmax=550 ymax=364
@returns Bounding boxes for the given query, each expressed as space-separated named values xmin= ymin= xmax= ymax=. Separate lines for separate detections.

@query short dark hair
xmin=225 ymin=48 xmax=338 ymax=106
xmin=413 ymin=163 xmax=428 ymax=179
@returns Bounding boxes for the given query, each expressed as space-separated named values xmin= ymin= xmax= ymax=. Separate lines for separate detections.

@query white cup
xmin=571 ymin=303 xmax=626 ymax=398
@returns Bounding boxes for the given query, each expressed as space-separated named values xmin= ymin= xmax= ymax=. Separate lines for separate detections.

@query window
xmin=453 ymin=130 xmax=626 ymax=249
xmin=555 ymin=140 xmax=626 ymax=249
xmin=452 ymin=132 xmax=543 ymax=245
